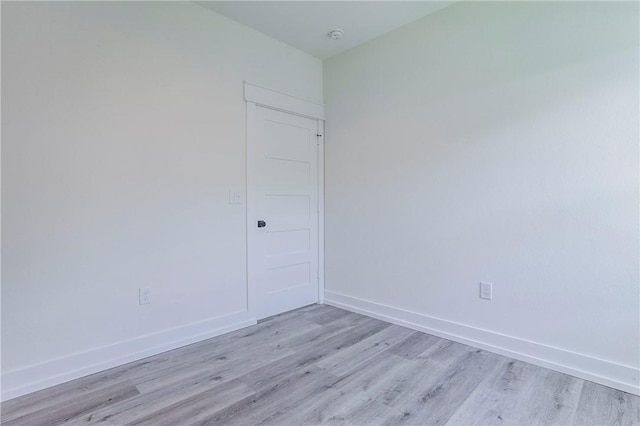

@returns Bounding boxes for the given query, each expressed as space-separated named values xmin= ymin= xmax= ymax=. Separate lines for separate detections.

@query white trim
xmin=244 ymin=82 xmax=324 ymax=120
xmin=245 ymin=101 xmax=259 ymax=320
xmin=1 ymin=310 xmax=256 ymax=402
xmin=324 ymin=290 xmax=640 ymax=396
xmin=317 ymin=121 xmax=325 ymax=304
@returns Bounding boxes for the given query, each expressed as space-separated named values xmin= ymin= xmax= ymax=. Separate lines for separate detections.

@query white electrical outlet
xmin=139 ymin=287 xmax=151 ymax=305
xmin=480 ymin=282 xmax=492 ymax=300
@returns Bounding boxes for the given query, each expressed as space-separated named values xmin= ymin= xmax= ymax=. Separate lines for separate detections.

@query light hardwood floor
xmin=2 ymin=304 xmax=639 ymax=425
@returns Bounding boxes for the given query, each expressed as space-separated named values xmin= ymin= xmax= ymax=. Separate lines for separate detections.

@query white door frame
xmin=244 ymin=82 xmax=325 ymax=319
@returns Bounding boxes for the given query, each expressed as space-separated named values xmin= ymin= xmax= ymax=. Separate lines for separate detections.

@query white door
xmin=248 ymin=105 xmax=320 ymax=319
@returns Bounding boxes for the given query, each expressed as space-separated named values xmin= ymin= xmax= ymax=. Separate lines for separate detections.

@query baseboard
xmin=1 ymin=310 xmax=256 ymax=402
xmin=324 ymin=290 xmax=640 ymax=396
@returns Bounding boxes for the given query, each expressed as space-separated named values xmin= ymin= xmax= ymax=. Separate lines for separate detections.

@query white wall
xmin=324 ymin=1 xmax=639 ymax=393
xmin=1 ymin=1 xmax=321 ymax=399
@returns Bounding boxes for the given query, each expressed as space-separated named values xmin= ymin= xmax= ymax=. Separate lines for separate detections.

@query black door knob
xmin=257 ymin=220 xmax=266 ymax=228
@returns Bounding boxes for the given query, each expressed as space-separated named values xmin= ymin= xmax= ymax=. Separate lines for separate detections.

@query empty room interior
xmin=1 ymin=1 xmax=639 ymax=425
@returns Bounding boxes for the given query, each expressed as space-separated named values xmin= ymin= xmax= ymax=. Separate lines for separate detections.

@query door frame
xmin=244 ymin=82 xmax=325 ymax=319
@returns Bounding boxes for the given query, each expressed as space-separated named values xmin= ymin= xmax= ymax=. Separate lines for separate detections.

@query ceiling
xmin=196 ymin=1 xmax=455 ymax=59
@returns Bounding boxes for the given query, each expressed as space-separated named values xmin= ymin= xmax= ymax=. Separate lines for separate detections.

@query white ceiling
xmin=196 ymin=1 xmax=455 ymax=59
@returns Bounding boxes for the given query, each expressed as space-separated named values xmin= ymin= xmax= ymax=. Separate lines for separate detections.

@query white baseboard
xmin=1 ymin=310 xmax=256 ymax=402
xmin=324 ymin=290 xmax=640 ymax=396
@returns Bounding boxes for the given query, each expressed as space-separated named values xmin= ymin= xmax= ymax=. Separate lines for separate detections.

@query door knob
xmin=257 ymin=220 xmax=266 ymax=228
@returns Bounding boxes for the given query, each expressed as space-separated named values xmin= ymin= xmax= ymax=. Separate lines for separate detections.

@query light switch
xmin=229 ymin=191 xmax=244 ymax=205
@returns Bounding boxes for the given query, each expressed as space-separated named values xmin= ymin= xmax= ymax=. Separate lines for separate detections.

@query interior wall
xmin=324 ymin=1 xmax=639 ymax=392
xmin=1 ymin=1 xmax=322 ymax=399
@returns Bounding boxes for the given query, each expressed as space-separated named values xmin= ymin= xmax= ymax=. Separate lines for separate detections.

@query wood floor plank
xmin=316 ymin=324 xmax=414 ymax=377
xmin=0 ymin=360 xmax=155 ymax=422
xmin=258 ymin=303 xmax=327 ymax=323
xmin=126 ymin=379 xmax=254 ymax=426
xmin=3 ymin=304 xmax=638 ymax=426
xmin=3 ymin=381 xmax=139 ymax=426
xmin=132 ymin=316 xmax=321 ymax=393
xmin=199 ymin=366 xmax=339 ymax=425
xmin=306 ymin=307 xmax=353 ymax=325
xmin=279 ymin=353 xmax=416 ymax=425
xmin=133 ymin=342 xmax=294 ymax=394
xmin=445 ymin=358 xmax=539 ymax=425
xmin=573 ymin=381 xmax=640 ymax=426
xmin=68 ymin=372 xmax=245 ymax=425
xmin=445 ymin=358 xmax=583 ymax=425
xmin=388 ymin=331 xmax=442 ymax=360
xmin=74 ymin=342 xmax=295 ymax=425
xmin=238 ymin=317 xmax=391 ymax=392
xmin=317 ymin=341 xmax=486 ymax=426
xmin=276 ymin=312 xmax=373 ymax=354
xmin=380 ymin=346 xmax=503 ymax=425
xmin=512 ymin=368 xmax=584 ymax=425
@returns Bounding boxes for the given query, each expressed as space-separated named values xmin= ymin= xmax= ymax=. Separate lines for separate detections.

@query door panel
xmin=250 ymin=106 xmax=319 ymax=319
xmin=264 ymin=263 xmax=311 ymax=293
xmin=262 ymin=159 xmax=311 ymax=186
xmin=264 ymin=122 xmax=311 ymax=160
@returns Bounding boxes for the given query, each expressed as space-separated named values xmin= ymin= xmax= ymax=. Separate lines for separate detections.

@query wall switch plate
xmin=229 ymin=191 xmax=243 ymax=205
xmin=480 ymin=281 xmax=492 ymax=300
xmin=139 ymin=287 xmax=151 ymax=305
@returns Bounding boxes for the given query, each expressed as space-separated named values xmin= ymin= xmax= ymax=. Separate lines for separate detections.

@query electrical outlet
xmin=480 ymin=282 xmax=492 ymax=300
xmin=139 ymin=287 xmax=151 ymax=305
